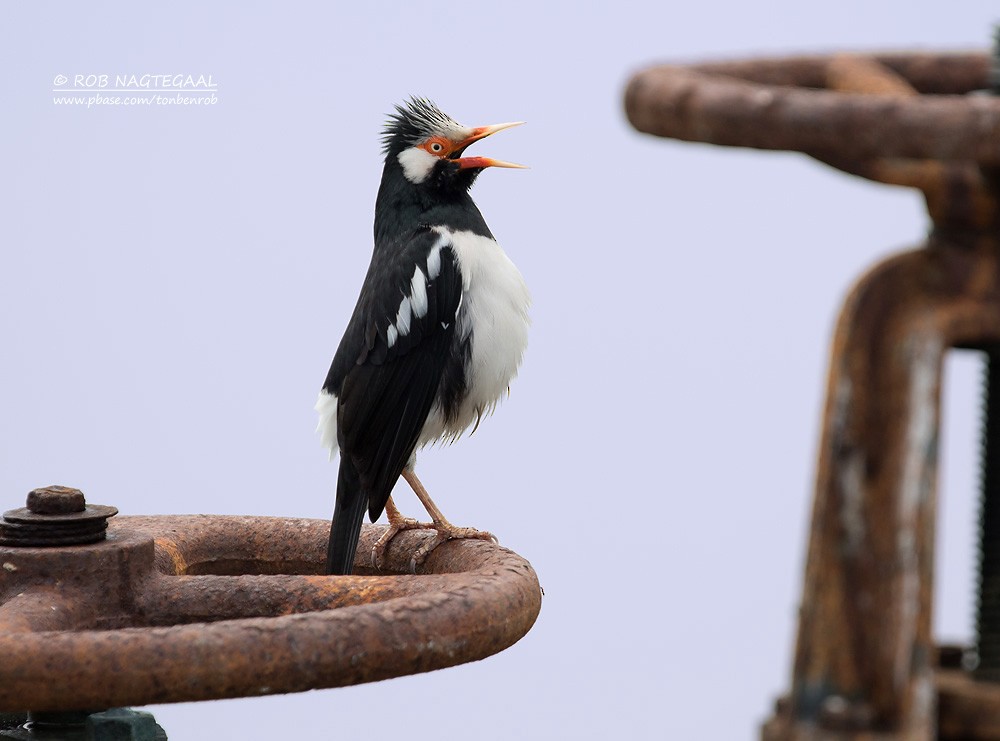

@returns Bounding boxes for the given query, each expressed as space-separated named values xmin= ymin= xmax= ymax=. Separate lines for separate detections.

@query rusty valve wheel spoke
xmin=0 ymin=587 xmax=95 ymax=634
xmin=0 ymin=494 xmax=541 ymax=713
xmin=136 ymin=573 xmax=479 ymax=625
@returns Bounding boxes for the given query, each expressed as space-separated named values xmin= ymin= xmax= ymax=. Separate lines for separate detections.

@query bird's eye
xmin=424 ymin=138 xmax=449 ymax=156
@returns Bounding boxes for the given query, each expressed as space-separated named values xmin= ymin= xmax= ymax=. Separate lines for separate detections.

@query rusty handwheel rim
xmin=625 ymin=52 xmax=1000 ymax=165
xmin=0 ymin=515 xmax=542 ymax=712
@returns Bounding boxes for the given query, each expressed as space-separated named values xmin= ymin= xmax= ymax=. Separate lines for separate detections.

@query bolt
xmin=26 ymin=486 xmax=85 ymax=515
xmin=0 ymin=487 xmax=117 ymax=548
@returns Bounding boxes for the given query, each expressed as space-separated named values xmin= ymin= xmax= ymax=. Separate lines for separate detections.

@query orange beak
xmin=452 ymin=121 xmax=527 ymax=170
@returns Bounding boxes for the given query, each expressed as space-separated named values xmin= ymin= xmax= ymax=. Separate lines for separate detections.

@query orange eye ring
xmin=424 ymin=137 xmax=450 ymax=156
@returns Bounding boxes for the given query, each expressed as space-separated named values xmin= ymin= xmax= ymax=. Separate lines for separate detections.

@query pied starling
xmin=317 ymin=98 xmax=530 ymax=575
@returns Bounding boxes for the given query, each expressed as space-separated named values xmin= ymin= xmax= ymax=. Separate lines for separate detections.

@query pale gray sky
xmin=1 ymin=2 xmax=994 ymax=738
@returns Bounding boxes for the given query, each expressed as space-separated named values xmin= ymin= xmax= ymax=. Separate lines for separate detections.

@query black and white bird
xmin=317 ymin=98 xmax=530 ymax=575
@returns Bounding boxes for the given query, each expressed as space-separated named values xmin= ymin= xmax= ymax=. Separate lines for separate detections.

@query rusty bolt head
xmin=937 ymin=644 xmax=968 ymax=670
xmin=27 ymin=487 xmax=85 ymax=515
xmin=1 ymin=487 xmax=116 ymax=547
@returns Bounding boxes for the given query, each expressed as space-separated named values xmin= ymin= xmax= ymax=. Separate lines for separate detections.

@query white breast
xmin=419 ymin=226 xmax=531 ymax=445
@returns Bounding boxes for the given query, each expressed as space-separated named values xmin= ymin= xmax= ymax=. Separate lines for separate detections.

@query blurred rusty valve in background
xmin=0 ymin=486 xmax=541 ymax=733
xmin=626 ymin=49 xmax=1000 ymax=739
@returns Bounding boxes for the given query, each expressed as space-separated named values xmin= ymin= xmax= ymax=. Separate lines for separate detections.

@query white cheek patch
xmin=397 ymin=146 xmax=437 ymax=184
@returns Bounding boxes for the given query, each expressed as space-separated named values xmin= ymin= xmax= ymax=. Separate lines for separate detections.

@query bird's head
xmin=381 ymin=98 xmax=525 ymax=193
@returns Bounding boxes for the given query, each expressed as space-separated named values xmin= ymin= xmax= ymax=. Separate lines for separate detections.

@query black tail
xmin=326 ymin=457 xmax=367 ymax=575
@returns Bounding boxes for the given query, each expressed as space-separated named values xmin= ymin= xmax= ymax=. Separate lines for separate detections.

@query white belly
xmin=419 ymin=227 xmax=531 ymax=445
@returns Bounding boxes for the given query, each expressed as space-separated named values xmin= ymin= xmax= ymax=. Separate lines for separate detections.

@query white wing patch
xmin=383 ymin=232 xmax=460 ymax=348
xmin=315 ymin=389 xmax=339 ymax=460
xmin=409 ymin=266 xmax=428 ymax=318
xmin=395 ymin=296 xmax=412 ymax=336
xmin=426 ymin=231 xmax=450 ymax=280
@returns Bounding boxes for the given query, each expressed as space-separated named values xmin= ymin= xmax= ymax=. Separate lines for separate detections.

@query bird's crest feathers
xmin=381 ymin=97 xmax=464 ymax=156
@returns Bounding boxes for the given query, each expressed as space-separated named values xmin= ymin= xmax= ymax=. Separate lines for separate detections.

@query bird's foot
xmin=372 ymin=518 xmax=498 ymax=572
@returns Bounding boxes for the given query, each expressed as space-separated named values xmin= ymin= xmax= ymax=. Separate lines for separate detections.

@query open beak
xmin=452 ymin=121 xmax=527 ymax=170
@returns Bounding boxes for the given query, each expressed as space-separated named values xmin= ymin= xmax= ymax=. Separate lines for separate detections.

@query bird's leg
xmin=401 ymin=469 xmax=498 ymax=570
xmin=371 ymin=471 xmax=499 ymax=571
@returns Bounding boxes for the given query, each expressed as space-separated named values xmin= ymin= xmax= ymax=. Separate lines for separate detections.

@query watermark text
xmin=51 ymin=73 xmax=219 ymax=107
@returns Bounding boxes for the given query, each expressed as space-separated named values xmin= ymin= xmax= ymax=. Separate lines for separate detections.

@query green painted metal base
xmin=0 ymin=709 xmax=166 ymax=740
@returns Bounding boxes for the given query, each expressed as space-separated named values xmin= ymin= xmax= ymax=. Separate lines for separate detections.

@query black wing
xmin=323 ymin=227 xmax=462 ymax=520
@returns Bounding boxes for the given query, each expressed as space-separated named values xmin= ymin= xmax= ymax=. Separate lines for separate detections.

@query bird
xmin=316 ymin=98 xmax=530 ymax=575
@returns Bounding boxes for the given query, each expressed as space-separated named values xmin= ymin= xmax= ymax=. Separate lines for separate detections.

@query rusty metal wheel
xmin=0 ymin=488 xmax=541 ymax=712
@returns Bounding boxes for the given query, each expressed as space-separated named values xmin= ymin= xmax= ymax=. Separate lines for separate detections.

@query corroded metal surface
xmin=0 ymin=514 xmax=541 ymax=711
xmin=625 ymin=53 xmax=999 ymax=165
xmin=778 ymin=232 xmax=1000 ymax=740
xmin=626 ymin=52 xmax=1000 ymax=231
xmin=626 ymin=51 xmax=1000 ymax=739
